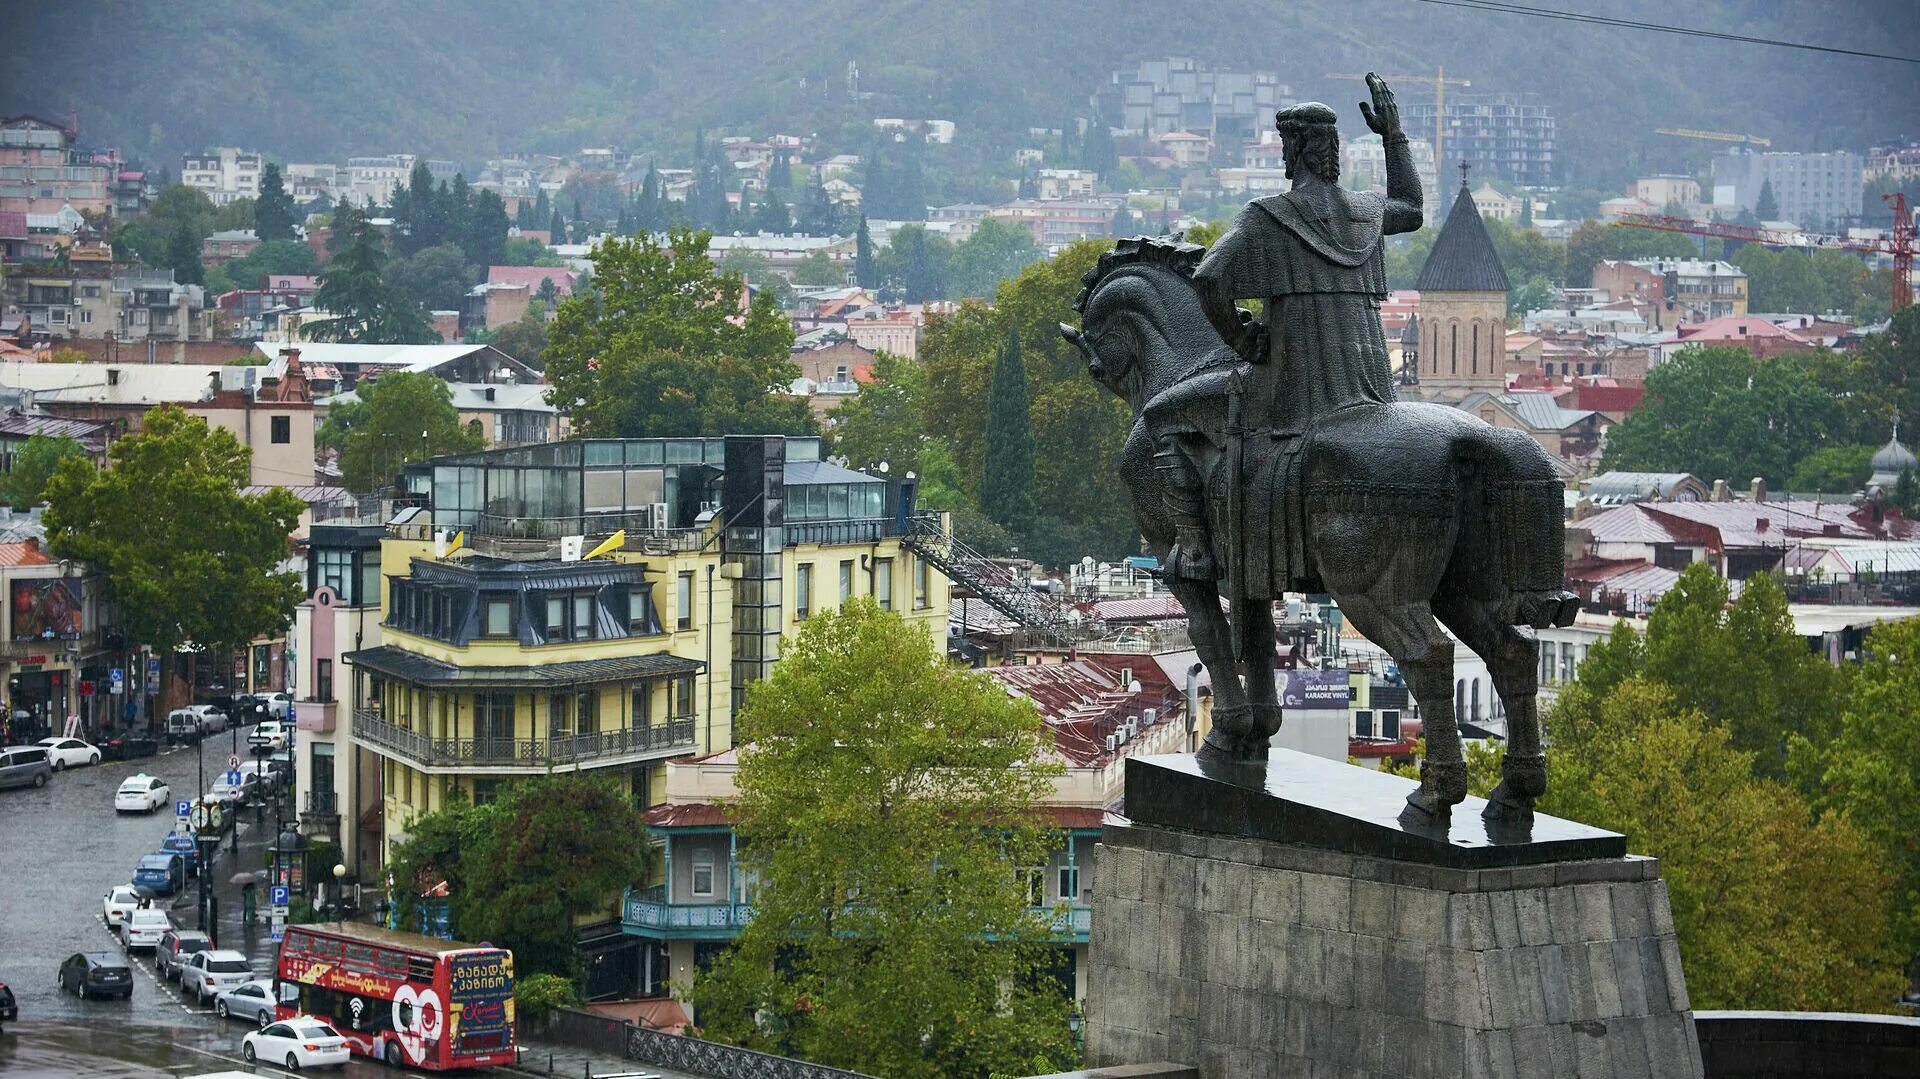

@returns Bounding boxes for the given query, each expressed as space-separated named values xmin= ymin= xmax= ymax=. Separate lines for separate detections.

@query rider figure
xmin=1147 ymin=75 xmax=1424 ymax=582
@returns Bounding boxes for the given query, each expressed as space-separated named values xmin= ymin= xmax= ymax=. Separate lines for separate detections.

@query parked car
xmin=161 ymin=830 xmax=201 ymax=875
xmin=214 ymin=978 xmax=278 ymax=1027
xmin=132 ymin=851 xmax=187 ymax=896
xmin=237 ymin=759 xmax=282 ymax=796
xmin=206 ymin=772 xmax=262 ymax=807
xmin=155 ymin=928 xmax=213 ymax=981
xmin=36 ymin=737 xmax=100 ymax=770
xmin=169 ymin=705 xmax=227 ymax=738
xmin=259 ymin=692 xmax=293 ymax=720
xmin=180 ymin=950 xmax=253 ymax=1004
xmin=115 ymin=773 xmax=171 ymax=813
xmin=100 ymin=733 xmax=160 ymax=761
xmin=120 ymin=907 xmax=171 ymax=951
xmin=102 ymin=884 xmax=141 ymax=928
xmin=166 ymin=710 xmax=204 ymax=745
xmin=0 ymin=745 xmax=52 ymax=790
xmin=266 ymin=749 xmax=294 ymax=789
xmin=58 ymin=952 xmax=132 ymax=999
xmin=0 ymin=978 xmax=16 ymax=1032
xmin=246 ymin=720 xmax=291 ymax=752
xmin=243 ymin=1018 xmax=349 ymax=1070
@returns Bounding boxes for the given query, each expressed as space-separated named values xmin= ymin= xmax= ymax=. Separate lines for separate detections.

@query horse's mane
xmin=1072 ymin=236 xmax=1206 ymax=315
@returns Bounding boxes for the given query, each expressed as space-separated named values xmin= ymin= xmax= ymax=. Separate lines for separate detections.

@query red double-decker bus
xmin=275 ymin=922 xmax=516 ymax=1070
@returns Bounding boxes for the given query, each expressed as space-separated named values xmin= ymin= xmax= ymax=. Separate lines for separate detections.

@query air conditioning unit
xmin=1143 ymin=708 xmax=1158 ymax=726
xmin=651 ymin=502 xmax=669 ymax=530
xmin=1119 ymin=667 xmax=1133 ymax=687
xmin=1104 ymin=734 xmax=1117 ymax=754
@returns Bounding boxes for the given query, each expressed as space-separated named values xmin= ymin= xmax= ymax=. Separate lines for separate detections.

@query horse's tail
xmin=1455 ymin=426 xmax=1579 ymax=629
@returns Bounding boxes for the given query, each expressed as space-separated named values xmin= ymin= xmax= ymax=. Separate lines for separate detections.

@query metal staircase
xmin=903 ymin=517 xmax=1091 ymax=641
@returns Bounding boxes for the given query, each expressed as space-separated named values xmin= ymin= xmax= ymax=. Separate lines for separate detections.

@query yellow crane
xmin=1327 ymin=69 xmax=1471 ymax=173
xmin=1655 ymin=127 xmax=1772 ymax=148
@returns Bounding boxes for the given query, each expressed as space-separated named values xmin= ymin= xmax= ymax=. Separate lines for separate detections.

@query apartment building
xmin=1400 ymin=93 xmax=1557 ymax=188
xmin=1590 ymin=259 xmax=1748 ymax=331
xmin=0 ymin=115 xmax=112 ymax=217
xmin=1711 ymin=151 xmax=1865 ymax=229
xmin=181 ymin=147 xmax=264 ymax=206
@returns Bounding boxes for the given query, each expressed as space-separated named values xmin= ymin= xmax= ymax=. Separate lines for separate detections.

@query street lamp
xmin=330 ymin=863 xmax=347 ymax=922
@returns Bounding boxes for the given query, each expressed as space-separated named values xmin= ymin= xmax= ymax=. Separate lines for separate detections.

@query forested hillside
xmin=6 ymin=0 xmax=1915 ymax=188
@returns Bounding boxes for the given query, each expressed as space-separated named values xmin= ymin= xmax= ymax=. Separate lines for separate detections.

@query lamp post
xmin=330 ymin=863 xmax=347 ymax=922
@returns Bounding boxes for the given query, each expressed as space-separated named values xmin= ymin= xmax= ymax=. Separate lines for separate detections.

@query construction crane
xmin=1616 ymin=192 xmax=1914 ymax=313
xmin=1327 ymin=69 xmax=1470 ymax=174
xmin=1655 ymin=127 xmax=1772 ymax=149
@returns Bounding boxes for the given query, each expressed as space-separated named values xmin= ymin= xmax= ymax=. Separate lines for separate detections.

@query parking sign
xmin=270 ymin=884 xmax=291 ymax=906
xmin=175 ymin=799 xmax=191 ymax=819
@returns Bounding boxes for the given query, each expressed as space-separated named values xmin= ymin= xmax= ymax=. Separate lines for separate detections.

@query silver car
xmin=0 ymin=746 xmax=52 ymax=790
xmin=214 ymin=978 xmax=278 ymax=1028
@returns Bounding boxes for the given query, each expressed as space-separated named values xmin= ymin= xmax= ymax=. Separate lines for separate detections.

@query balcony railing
xmin=353 ymin=710 xmax=696 ymax=769
xmin=621 ymin=889 xmax=1092 ymax=941
xmin=303 ymin=790 xmax=338 ymax=815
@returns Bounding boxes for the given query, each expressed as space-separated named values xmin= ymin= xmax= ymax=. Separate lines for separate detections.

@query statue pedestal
xmin=1084 ymin=752 xmax=1704 ymax=1078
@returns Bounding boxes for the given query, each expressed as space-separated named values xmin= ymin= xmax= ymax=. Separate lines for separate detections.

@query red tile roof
xmin=988 ymin=660 xmax=1183 ymax=768
xmin=0 ymin=541 xmax=51 ymax=567
xmin=1573 ymin=383 xmax=1646 ymax=415
xmin=486 ymin=266 xmax=576 ymax=294
xmin=643 ymin=803 xmax=735 ymax=828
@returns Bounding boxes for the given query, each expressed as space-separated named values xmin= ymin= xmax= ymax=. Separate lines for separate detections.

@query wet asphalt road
xmin=0 ymin=733 xmax=493 ymax=1078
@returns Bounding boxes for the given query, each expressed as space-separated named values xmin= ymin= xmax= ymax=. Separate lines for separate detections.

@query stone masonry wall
xmin=1086 ymin=822 xmax=1704 ymax=1079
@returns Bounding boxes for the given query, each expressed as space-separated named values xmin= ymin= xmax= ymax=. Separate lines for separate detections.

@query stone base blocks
xmin=1085 ymin=823 xmax=1705 ymax=1079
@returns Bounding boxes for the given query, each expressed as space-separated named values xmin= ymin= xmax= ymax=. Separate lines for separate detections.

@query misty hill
xmin=6 ymin=0 xmax=1916 ymax=189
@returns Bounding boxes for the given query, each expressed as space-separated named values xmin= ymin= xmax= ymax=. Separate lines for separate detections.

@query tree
xmin=491 ymin=306 xmax=550 ymax=368
xmin=750 ymin=190 xmax=792 ymax=234
xmin=878 ymin=224 xmax=948 ymax=303
xmin=1787 ymin=443 xmax=1875 ymax=493
xmin=543 ymin=228 xmax=813 ymax=438
xmin=222 ymin=239 xmax=318 ymax=291
xmin=1755 ymin=179 xmax=1780 ymax=222
xmin=1563 ymin=220 xmax=1698 ymax=288
xmin=948 ymin=217 xmax=1044 ymax=300
xmin=826 ymin=351 xmax=924 ymax=474
xmin=165 ymin=218 xmax=204 ymax=285
xmin=309 ymin=217 xmax=434 ymax=344
xmin=767 ymin=148 xmax=793 ymax=193
xmin=113 ymin=184 xmax=216 ymax=268
xmin=383 ymin=242 xmax=476 ymax=312
xmin=853 ymin=215 xmax=876 ymax=288
xmin=1110 ymin=205 xmax=1136 ymax=238
xmin=980 ymin=328 xmax=1036 ymax=535
xmin=1 ymin=435 xmax=89 ymax=506
xmin=43 ymin=405 xmax=305 ymax=658
xmin=546 ymin=208 xmax=565 ymax=244
xmin=383 ymin=793 xmax=500 ymax=944
xmin=338 ymin=371 xmax=484 ymax=491
xmin=465 ymin=188 xmax=510 ymax=269
xmin=254 ymin=162 xmax=296 ymax=242
xmin=792 ymin=251 xmax=844 ymax=287
xmin=691 ymin=600 xmax=1077 ymax=1078
xmin=464 ymin=776 xmax=651 ymax=977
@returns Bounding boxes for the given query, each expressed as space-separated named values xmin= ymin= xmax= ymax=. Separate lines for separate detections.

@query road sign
xmin=270 ymin=884 xmax=290 ymax=906
xmin=270 ymin=910 xmax=286 ymax=944
xmin=225 ymin=768 xmax=243 ymax=787
xmin=110 ymin=667 xmax=124 ymax=683
xmin=175 ymin=799 xmax=191 ymax=818
xmin=78 ymin=681 xmax=94 ymax=697
xmin=226 ymin=753 xmax=241 ymax=769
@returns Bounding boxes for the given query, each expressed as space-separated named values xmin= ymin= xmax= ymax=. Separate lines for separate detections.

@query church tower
xmin=1412 ymin=164 xmax=1510 ymax=399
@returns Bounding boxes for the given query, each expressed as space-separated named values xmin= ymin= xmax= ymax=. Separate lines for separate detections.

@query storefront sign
xmin=10 ymin=579 xmax=82 ymax=640
xmin=1278 ymin=670 xmax=1351 ymax=708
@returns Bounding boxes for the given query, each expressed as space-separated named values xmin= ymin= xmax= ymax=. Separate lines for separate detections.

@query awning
xmin=343 ymin=645 xmax=702 ymax=688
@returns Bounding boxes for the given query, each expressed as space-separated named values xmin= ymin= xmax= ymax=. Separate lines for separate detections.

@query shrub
xmin=515 ymin=972 xmax=578 ymax=1027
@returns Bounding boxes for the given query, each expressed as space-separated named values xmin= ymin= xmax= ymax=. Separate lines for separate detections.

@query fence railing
xmin=621 ymin=889 xmax=1091 ymax=941
xmin=351 ymin=711 xmax=695 ymax=768
xmin=626 ymin=1024 xmax=882 ymax=1079
xmin=302 ymin=790 xmax=338 ymax=815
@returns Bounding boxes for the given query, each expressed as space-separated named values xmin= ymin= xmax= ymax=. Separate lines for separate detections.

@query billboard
xmin=11 ymin=578 xmax=82 ymax=640
xmin=1278 ymin=670 xmax=1349 ymax=708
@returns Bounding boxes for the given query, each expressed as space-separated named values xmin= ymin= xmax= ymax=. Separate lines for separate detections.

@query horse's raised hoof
xmin=1401 ymin=786 xmax=1451 ymax=823
xmin=1481 ymin=781 xmax=1536 ymax=826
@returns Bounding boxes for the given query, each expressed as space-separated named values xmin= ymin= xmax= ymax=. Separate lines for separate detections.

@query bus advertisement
xmin=275 ymin=923 xmax=516 ymax=1070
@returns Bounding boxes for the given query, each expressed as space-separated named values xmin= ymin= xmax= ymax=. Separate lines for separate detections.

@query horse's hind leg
xmin=1333 ymin=593 xmax=1467 ymax=817
xmin=1170 ymin=578 xmax=1256 ymax=758
xmin=1437 ymin=595 xmax=1547 ymax=823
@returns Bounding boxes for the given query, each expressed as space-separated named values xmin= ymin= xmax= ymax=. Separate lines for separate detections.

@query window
xmin=1016 ymin=866 xmax=1045 ymax=906
xmin=673 ymin=674 xmax=695 ymax=719
xmin=631 ymin=683 xmax=651 ymax=727
xmin=874 ymin=558 xmax=893 ymax=610
xmin=472 ymin=779 xmax=500 ymax=806
xmin=546 ymin=596 xmax=566 ymax=640
xmin=270 ymin=415 xmax=291 ymax=444
xmin=576 ymin=689 xmax=600 ymax=735
xmin=676 ymin=573 xmax=694 ymax=630
xmin=572 ymin=593 xmax=593 ymax=640
xmin=484 ymin=597 xmax=513 ymax=638
xmin=315 ymin=659 xmax=333 ymax=703
xmin=838 ymin=560 xmax=853 ymax=604
xmin=627 ymin=588 xmax=653 ymax=633
xmin=1058 ymin=864 xmax=1080 ymax=903
xmin=795 ymin=564 xmax=813 ymax=619
xmin=914 ymin=558 xmax=929 ymax=609
xmin=690 ymin=850 xmax=715 ymax=897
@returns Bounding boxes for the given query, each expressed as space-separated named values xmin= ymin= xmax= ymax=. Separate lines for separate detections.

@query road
xmin=0 ymin=734 xmax=465 ymax=1077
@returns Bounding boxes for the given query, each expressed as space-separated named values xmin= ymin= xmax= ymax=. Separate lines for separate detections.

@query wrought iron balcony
xmin=302 ymin=790 xmax=338 ymax=815
xmin=352 ymin=710 xmax=696 ymax=770
xmin=620 ymin=887 xmax=1091 ymax=942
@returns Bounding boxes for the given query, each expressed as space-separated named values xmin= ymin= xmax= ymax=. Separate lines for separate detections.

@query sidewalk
xmin=507 ymin=1034 xmax=706 ymax=1079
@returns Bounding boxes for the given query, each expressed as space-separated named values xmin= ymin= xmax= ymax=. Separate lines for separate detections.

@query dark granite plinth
xmin=1124 ymin=750 xmax=1627 ymax=868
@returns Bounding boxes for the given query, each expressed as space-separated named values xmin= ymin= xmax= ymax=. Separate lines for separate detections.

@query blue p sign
xmin=175 ymin=800 xmax=191 ymax=818
xmin=270 ymin=885 xmax=291 ymax=906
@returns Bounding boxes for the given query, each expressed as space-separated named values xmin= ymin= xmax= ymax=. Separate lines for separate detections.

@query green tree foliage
xmin=383 ymin=793 xmax=499 ymax=942
xmin=43 ymin=405 xmax=304 ymax=656
xmin=1563 ymin=221 xmax=1698 ymax=288
xmin=1754 ymin=179 xmax=1779 ymax=221
xmin=1733 ymin=244 xmax=1879 ymax=317
xmin=792 ymin=250 xmax=845 ymax=287
xmin=1599 ymin=345 xmax=1846 ymax=488
xmin=113 ymin=184 xmax=217 ymax=266
xmin=309 ymin=217 xmax=435 ymax=343
xmin=1541 ymin=681 xmax=1903 ymax=1012
xmin=338 ymin=371 xmax=484 ymax=492
xmin=165 ymin=219 xmax=205 ymax=285
xmin=465 ymin=188 xmax=510 ymax=268
xmin=1786 ymin=443 xmax=1875 ymax=493
xmin=383 ymin=242 xmax=476 ymax=311
xmin=854 ymin=215 xmax=875 ymax=287
xmin=947 ymin=217 xmax=1044 ymax=300
xmin=253 ymin=162 xmax=296 ymax=242
xmin=544 ymin=228 xmax=812 ymax=438
xmin=1 ymin=435 xmax=89 ymax=506
xmin=222 ymin=239 xmax=318 ymax=291
xmin=921 ymin=240 xmax=1135 ymax=565
xmin=691 ymin=600 xmax=1077 ymax=1078
xmin=212 ymin=196 xmax=256 ymax=233
xmin=876 ymin=224 xmax=950 ymax=303
xmin=1081 ymin=120 xmax=1117 ymax=177
xmin=825 ymin=351 xmax=924 ymax=474
xmin=980 ymin=328 xmax=1036 ymax=535
xmin=490 ymin=307 xmax=550 ymax=369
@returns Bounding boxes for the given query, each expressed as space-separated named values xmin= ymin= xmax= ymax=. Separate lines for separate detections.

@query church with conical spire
xmin=1406 ymin=163 xmax=1510 ymax=401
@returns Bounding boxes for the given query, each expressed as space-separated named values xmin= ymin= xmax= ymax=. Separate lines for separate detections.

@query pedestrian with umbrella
xmin=233 ymin=872 xmax=259 ymax=924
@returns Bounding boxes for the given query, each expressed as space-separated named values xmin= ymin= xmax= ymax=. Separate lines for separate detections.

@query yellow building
xmin=341 ymin=435 xmax=950 ymax=870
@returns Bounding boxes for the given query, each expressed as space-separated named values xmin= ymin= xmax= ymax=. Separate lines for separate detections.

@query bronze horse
xmin=1062 ymin=239 xmax=1577 ymax=821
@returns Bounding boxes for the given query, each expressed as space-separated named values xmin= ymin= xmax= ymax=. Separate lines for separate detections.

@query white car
xmin=115 ymin=774 xmax=171 ymax=813
xmin=214 ymin=978 xmax=278 ymax=1027
xmin=36 ymin=737 xmax=100 ymax=770
xmin=242 ymin=1017 xmax=350 ymax=1070
xmin=120 ymin=907 xmax=171 ymax=951
xmin=102 ymin=885 xmax=141 ymax=928
xmin=180 ymin=949 xmax=253 ymax=1003
xmin=246 ymin=720 xmax=291 ymax=752
xmin=259 ymin=692 xmax=293 ymax=720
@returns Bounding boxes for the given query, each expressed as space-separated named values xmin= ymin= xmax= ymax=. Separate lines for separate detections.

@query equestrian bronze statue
xmin=1061 ymin=75 xmax=1577 ymax=822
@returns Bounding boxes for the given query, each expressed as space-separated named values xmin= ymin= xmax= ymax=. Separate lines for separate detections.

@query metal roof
xmin=1500 ymin=391 xmax=1598 ymax=431
xmin=343 ymin=645 xmax=701 ymax=687
xmin=1415 ymin=181 xmax=1511 ymax=293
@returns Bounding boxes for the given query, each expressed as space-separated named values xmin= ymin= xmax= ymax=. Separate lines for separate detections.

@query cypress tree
xmin=980 ymin=327 xmax=1036 ymax=536
xmin=855 ymin=215 xmax=875 ymax=287
xmin=1755 ymin=179 xmax=1780 ymax=221
xmin=166 ymin=219 xmax=204 ymax=285
xmin=547 ymin=208 xmax=565 ymax=243
xmin=254 ymin=162 xmax=296 ymax=242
